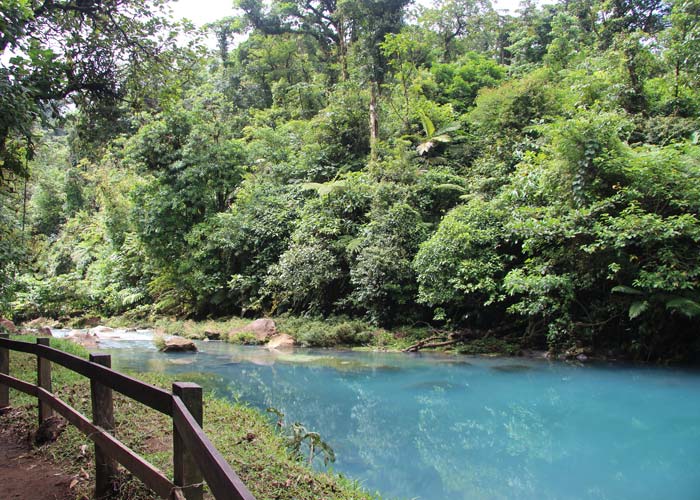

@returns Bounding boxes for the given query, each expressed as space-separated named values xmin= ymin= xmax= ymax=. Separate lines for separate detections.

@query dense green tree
xmin=596 ymin=0 xmax=671 ymax=48
xmin=506 ymin=0 xmax=557 ymax=71
xmin=0 ymin=0 xmax=179 ymax=182
xmin=344 ymin=0 xmax=410 ymax=157
xmin=429 ymin=52 xmax=505 ymax=112
xmin=350 ymin=203 xmax=428 ymax=324
xmin=664 ymin=0 xmax=700 ymax=110
xmin=237 ymin=0 xmax=351 ymax=80
xmin=7 ymin=0 xmax=700 ymax=359
xmin=414 ymin=198 xmax=513 ymax=325
xmin=190 ymin=182 xmax=301 ymax=315
xmin=419 ymin=0 xmax=497 ymax=60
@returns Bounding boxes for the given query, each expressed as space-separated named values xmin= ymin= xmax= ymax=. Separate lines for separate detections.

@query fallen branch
xmin=409 ymin=339 xmax=462 ymax=350
xmin=402 ymin=334 xmax=447 ymax=352
xmin=403 ymin=330 xmax=478 ymax=352
xmin=402 ymin=324 xmax=519 ymax=353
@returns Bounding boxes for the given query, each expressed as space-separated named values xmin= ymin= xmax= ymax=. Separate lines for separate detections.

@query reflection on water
xmin=99 ymin=340 xmax=700 ymax=500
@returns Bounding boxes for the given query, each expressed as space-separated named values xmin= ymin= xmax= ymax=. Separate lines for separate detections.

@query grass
xmin=0 ymin=335 xmax=376 ymax=500
xmin=152 ymin=333 xmax=167 ymax=351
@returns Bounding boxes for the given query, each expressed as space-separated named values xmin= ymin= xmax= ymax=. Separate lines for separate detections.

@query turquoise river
xmin=93 ymin=336 xmax=700 ymax=500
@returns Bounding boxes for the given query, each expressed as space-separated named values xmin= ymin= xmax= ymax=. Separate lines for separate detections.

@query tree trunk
xmin=674 ymin=59 xmax=680 ymax=115
xmin=369 ymin=81 xmax=379 ymax=161
xmin=338 ymin=20 xmax=348 ymax=82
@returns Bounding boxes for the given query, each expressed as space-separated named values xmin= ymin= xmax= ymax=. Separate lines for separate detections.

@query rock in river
xmin=266 ymin=333 xmax=295 ymax=350
xmin=230 ymin=318 xmax=277 ymax=343
xmin=204 ymin=330 xmax=221 ymax=340
xmin=160 ymin=336 xmax=197 ymax=353
xmin=37 ymin=326 xmax=52 ymax=337
xmin=91 ymin=325 xmax=114 ymax=335
xmin=66 ymin=330 xmax=98 ymax=348
xmin=78 ymin=316 xmax=101 ymax=327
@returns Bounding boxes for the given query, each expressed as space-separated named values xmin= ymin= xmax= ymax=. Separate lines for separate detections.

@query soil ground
xmin=0 ymin=423 xmax=76 ymax=500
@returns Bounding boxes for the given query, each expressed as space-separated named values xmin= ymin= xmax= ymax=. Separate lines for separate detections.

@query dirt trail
xmin=0 ymin=426 xmax=75 ymax=500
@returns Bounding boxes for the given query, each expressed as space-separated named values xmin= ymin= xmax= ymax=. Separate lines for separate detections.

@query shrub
xmin=153 ymin=334 xmax=167 ymax=350
xmin=277 ymin=317 xmax=373 ymax=347
xmin=414 ymin=198 xmax=512 ymax=325
xmin=228 ymin=331 xmax=264 ymax=345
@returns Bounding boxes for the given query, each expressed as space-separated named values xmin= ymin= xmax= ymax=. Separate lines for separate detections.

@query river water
xmin=84 ymin=333 xmax=700 ymax=500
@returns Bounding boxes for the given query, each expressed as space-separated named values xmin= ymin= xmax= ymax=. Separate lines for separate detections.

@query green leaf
xmin=300 ymin=180 xmax=347 ymax=196
xmin=431 ymin=134 xmax=452 ymax=144
xmin=666 ymin=298 xmax=700 ymax=318
xmin=435 ymin=122 xmax=461 ymax=135
xmin=611 ymin=285 xmax=644 ymax=296
xmin=419 ymin=112 xmax=435 ymax=138
xmin=344 ymin=236 xmax=364 ymax=254
xmin=436 ymin=183 xmax=466 ymax=193
xmin=628 ymin=300 xmax=649 ymax=319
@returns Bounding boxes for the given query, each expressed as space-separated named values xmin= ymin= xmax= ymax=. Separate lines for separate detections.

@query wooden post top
xmin=89 ymin=353 xmax=112 ymax=367
xmin=173 ymin=382 xmax=203 ymax=425
xmin=172 ymin=382 xmax=202 ymax=392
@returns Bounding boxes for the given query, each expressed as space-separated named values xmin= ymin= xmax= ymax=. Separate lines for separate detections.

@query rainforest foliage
xmin=1 ymin=0 xmax=699 ymax=360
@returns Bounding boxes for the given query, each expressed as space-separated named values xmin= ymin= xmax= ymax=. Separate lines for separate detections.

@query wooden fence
xmin=0 ymin=333 xmax=256 ymax=500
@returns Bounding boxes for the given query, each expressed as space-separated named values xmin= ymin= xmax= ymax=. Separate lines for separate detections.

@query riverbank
xmin=16 ymin=314 xmax=528 ymax=357
xmin=0 ymin=336 xmax=375 ymax=500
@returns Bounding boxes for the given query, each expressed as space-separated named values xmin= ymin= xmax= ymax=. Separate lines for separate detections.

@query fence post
xmin=36 ymin=338 xmax=53 ymax=424
xmin=0 ymin=333 xmax=8 ymax=408
xmin=90 ymin=353 xmax=118 ymax=498
xmin=173 ymin=382 xmax=203 ymax=500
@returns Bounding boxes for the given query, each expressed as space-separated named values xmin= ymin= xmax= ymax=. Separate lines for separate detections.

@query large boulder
xmin=160 ymin=336 xmax=197 ymax=353
xmin=266 ymin=334 xmax=295 ymax=350
xmin=65 ymin=330 xmax=99 ymax=348
xmin=0 ymin=318 xmax=16 ymax=334
xmin=204 ymin=330 xmax=221 ymax=340
xmin=91 ymin=326 xmax=114 ymax=336
xmin=37 ymin=326 xmax=52 ymax=337
xmin=232 ymin=318 xmax=277 ymax=343
xmin=75 ymin=316 xmax=101 ymax=328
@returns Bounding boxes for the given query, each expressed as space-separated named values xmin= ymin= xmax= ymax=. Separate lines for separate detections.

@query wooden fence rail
xmin=0 ymin=333 xmax=256 ymax=500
